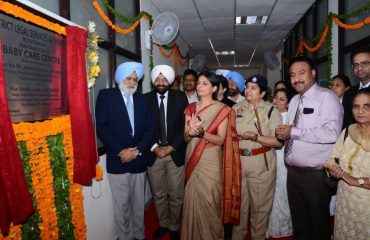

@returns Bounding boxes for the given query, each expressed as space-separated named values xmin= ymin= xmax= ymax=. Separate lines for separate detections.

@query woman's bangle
xmin=197 ymin=128 xmax=205 ymax=138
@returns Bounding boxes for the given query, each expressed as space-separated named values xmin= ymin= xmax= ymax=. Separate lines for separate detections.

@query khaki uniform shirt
xmin=233 ymin=100 xmax=282 ymax=163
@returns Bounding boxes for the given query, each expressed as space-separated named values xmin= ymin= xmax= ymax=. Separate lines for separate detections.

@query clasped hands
xmin=323 ymin=162 xmax=345 ymax=179
xmin=239 ymin=131 xmax=258 ymax=141
xmin=154 ymin=145 xmax=175 ymax=158
xmin=118 ymin=147 xmax=140 ymax=163
xmin=187 ymin=114 xmax=205 ymax=138
xmin=275 ymin=124 xmax=292 ymax=141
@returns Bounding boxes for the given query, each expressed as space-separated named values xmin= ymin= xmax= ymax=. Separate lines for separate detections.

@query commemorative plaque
xmin=0 ymin=13 xmax=67 ymax=122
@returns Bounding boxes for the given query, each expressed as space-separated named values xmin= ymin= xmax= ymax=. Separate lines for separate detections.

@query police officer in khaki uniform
xmin=232 ymin=75 xmax=283 ymax=240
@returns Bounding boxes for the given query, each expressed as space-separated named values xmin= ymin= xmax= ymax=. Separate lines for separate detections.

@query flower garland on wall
xmin=157 ymin=44 xmax=189 ymax=75
xmin=86 ymin=21 xmax=101 ymax=89
xmin=0 ymin=0 xmax=66 ymax=35
xmin=92 ymin=0 xmax=150 ymax=35
xmin=0 ymin=116 xmax=103 ymax=240
xmin=289 ymin=2 xmax=370 ymax=87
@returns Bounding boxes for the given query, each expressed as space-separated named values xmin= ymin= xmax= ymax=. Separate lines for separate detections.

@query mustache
xmin=293 ymin=81 xmax=305 ymax=85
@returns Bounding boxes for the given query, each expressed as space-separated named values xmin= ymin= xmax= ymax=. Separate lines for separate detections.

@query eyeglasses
xmin=352 ymin=103 xmax=370 ymax=111
xmin=351 ymin=60 xmax=370 ymax=70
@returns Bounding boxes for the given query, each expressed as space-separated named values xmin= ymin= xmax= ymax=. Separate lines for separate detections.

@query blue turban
xmin=226 ymin=71 xmax=245 ymax=93
xmin=115 ymin=62 xmax=144 ymax=84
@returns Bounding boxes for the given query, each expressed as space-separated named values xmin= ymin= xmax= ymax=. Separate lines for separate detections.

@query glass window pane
xmin=317 ymin=61 xmax=328 ymax=87
xmin=70 ymin=0 xmax=109 ymax=41
xmin=343 ymin=52 xmax=360 ymax=86
xmin=305 ymin=8 xmax=314 ymax=40
xmin=28 ymin=0 xmax=59 ymax=15
xmin=115 ymin=0 xmax=138 ymax=53
xmin=91 ymin=48 xmax=110 ymax=149
xmin=344 ymin=0 xmax=370 ymax=46
xmin=317 ymin=0 xmax=328 ymax=58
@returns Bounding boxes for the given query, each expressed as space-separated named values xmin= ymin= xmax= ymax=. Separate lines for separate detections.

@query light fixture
xmin=235 ymin=16 xmax=269 ymax=25
xmin=234 ymin=64 xmax=249 ymax=68
xmin=246 ymin=16 xmax=257 ymax=24
xmin=215 ymin=50 xmax=235 ymax=56
xmin=261 ymin=16 xmax=268 ymax=24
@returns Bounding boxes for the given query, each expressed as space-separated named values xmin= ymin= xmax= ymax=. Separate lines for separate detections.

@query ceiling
xmin=150 ymin=0 xmax=316 ymax=70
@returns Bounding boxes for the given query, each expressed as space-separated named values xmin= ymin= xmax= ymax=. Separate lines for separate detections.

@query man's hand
xmin=154 ymin=146 xmax=175 ymax=158
xmin=275 ymin=125 xmax=292 ymax=141
xmin=118 ymin=147 xmax=139 ymax=163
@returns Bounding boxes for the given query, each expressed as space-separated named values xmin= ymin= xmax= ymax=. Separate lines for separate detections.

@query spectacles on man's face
xmin=351 ymin=60 xmax=370 ymax=70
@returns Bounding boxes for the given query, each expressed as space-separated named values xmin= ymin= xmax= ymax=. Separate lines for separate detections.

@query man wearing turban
xmin=95 ymin=62 xmax=155 ymax=240
xmin=226 ymin=71 xmax=246 ymax=104
xmin=145 ymin=65 xmax=188 ymax=240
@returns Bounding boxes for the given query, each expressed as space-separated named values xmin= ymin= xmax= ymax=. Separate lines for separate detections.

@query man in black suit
xmin=96 ymin=62 xmax=155 ymax=240
xmin=145 ymin=65 xmax=188 ymax=240
xmin=342 ymin=45 xmax=370 ymax=129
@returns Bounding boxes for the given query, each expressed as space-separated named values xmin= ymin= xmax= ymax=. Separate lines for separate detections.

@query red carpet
xmin=144 ymin=203 xmax=293 ymax=240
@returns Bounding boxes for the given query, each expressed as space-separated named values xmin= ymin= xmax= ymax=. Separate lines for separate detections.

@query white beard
xmin=119 ymin=82 xmax=138 ymax=95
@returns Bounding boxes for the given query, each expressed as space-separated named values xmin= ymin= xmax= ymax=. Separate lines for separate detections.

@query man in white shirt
xmin=182 ymin=69 xmax=198 ymax=103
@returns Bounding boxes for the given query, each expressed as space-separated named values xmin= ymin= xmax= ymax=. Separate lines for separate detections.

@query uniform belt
xmin=239 ymin=146 xmax=271 ymax=157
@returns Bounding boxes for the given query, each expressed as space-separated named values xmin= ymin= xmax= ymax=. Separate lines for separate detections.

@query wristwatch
xmin=358 ymin=178 xmax=365 ymax=186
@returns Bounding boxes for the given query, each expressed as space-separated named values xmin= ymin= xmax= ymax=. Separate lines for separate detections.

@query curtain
xmin=66 ymin=26 xmax=98 ymax=186
xmin=0 ymin=37 xmax=34 ymax=236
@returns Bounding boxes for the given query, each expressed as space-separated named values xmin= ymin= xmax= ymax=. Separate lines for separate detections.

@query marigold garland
xmin=95 ymin=165 xmax=104 ymax=181
xmin=0 ymin=0 xmax=65 ymax=35
xmin=92 ymin=0 xmax=149 ymax=35
xmin=157 ymin=44 xmax=189 ymax=75
xmin=0 ymin=116 xmax=87 ymax=240
xmin=291 ymin=2 xmax=370 ymax=86
xmin=101 ymin=0 xmax=152 ymax=24
xmin=333 ymin=16 xmax=370 ymax=30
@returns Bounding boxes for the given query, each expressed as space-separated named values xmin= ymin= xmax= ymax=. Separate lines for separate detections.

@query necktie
xmin=159 ymin=95 xmax=167 ymax=145
xmin=125 ymin=94 xmax=134 ymax=136
xmin=285 ymin=95 xmax=303 ymax=157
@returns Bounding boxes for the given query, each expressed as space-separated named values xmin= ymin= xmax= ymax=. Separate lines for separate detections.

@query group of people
xmin=95 ymin=44 xmax=370 ymax=240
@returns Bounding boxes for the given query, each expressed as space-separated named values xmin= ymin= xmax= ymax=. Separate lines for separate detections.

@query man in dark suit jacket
xmin=96 ymin=62 xmax=155 ymax=240
xmin=145 ymin=65 xmax=188 ymax=240
xmin=342 ymin=45 xmax=370 ymax=129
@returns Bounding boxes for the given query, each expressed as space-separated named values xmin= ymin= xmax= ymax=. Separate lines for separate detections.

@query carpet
xmin=144 ymin=203 xmax=294 ymax=240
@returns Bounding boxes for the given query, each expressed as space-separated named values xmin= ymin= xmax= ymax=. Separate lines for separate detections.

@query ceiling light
xmin=234 ymin=64 xmax=249 ymax=68
xmin=215 ymin=50 xmax=235 ymax=56
xmin=236 ymin=16 xmax=269 ymax=25
xmin=246 ymin=16 xmax=257 ymax=24
xmin=261 ymin=16 xmax=268 ymax=24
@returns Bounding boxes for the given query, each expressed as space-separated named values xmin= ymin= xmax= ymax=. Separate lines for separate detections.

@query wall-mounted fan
xmin=145 ymin=12 xmax=180 ymax=50
xmin=190 ymin=54 xmax=207 ymax=72
xmin=264 ymin=52 xmax=281 ymax=70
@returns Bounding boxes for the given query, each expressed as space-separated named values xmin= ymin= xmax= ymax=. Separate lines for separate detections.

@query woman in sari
xmin=181 ymin=71 xmax=241 ymax=240
xmin=324 ymin=89 xmax=370 ymax=240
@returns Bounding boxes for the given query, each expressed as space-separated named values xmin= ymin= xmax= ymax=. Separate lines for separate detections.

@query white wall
xmin=140 ymin=0 xmax=189 ymax=93
xmin=83 ymin=155 xmax=116 ymax=240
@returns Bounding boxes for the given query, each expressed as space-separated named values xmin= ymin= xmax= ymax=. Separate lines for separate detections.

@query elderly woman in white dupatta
xmin=324 ymin=89 xmax=370 ymax=240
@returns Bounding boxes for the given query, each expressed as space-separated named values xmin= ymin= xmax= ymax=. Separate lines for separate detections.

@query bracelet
xmin=197 ymin=129 xmax=205 ymax=138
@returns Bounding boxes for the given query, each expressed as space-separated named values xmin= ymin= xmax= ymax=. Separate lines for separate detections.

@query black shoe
xmin=169 ymin=230 xmax=180 ymax=240
xmin=153 ymin=227 xmax=168 ymax=239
